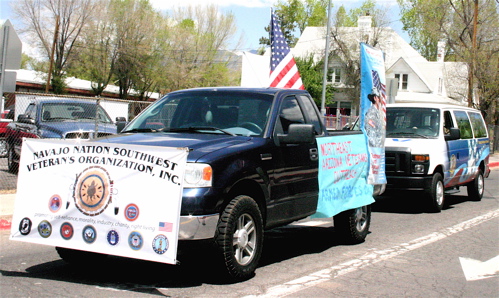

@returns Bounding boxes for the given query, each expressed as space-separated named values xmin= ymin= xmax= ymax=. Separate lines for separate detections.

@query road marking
xmin=460 ymin=256 xmax=499 ymax=281
xmin=290 ymin=220 xmax=329 ymax=227
xmin=247 ymin=209 xmax=499 ymax=298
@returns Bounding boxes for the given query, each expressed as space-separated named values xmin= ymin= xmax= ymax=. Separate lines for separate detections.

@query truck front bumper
xmin=178 ymin=213 xmax=219 ymax=240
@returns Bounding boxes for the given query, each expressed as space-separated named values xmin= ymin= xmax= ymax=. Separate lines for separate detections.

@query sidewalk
xmin=1 ymin=153 xmax=499 ymax=231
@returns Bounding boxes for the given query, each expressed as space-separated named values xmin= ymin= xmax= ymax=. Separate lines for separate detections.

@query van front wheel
xmin=467 ymin=168 xmax=484 ymax=201
xmin=426 ymin=172 xmax=444 ymax=213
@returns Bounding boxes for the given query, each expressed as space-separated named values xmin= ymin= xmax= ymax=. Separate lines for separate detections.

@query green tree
xmin=295 ymin=54 xmax=335 ymax=108
xmin=398 ymin=0 xmax=499 ymax=125
xmin=13 ymin=0 xmax=96 ymax=94
xmin=259 ymin=0 xmax=328 ymax=47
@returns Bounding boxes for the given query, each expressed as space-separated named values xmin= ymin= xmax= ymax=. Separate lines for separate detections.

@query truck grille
xmin=385 ymin=149 xmax=411 ymax=176
xmin=65 ymin=132 xmax=114 ymax=139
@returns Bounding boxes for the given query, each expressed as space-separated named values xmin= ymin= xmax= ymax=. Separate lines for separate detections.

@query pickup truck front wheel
xmin=215 ymin=195 xmax=263 ymax=281
xmin=334 ymin=205 xmax=371 ymax=244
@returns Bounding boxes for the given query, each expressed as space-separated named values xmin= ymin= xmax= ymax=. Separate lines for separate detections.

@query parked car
xmin=6 ymin=98 xmax=120 ymax=172
xmin=0 ymin=106 xmax=14 ymax=158
xmin=384 ymin=103 xmax=490 ymax=212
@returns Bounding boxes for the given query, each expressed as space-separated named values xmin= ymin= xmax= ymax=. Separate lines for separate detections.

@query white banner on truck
xmin=10 ymin=139 xmax=188 ymax=265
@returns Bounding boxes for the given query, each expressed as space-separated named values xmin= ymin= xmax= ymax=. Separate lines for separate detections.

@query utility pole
xmin=468 ymin=0 xmax=478 ymax=108
xmin=320 ymin=0 xmax=332 ymax=118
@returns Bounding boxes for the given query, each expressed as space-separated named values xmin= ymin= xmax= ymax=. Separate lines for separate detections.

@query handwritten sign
xmin=10 ymin=139 xmax=188 ymax=265
xmin=312 ymin=134 xmax=374 ymax=218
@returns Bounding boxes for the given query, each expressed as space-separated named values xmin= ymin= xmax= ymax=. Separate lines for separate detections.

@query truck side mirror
xmin=116 ymin=117 xmax=127 ymax=133
xmin=445 ymin=127 xmax=460 ymax=141
xmin=17 ymin=114 xmax=34 ymax=124
xmin=277 ymin=124 xmax=315 ymax=145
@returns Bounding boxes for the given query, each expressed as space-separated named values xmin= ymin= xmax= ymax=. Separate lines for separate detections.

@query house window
xmin=395 ymin=74 xmax=408 ymax=90
xmin=328 ymin=68 xmax=341 ymax=83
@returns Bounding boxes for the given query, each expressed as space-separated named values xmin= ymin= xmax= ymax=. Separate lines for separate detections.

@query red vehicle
xmin=0 ymin=108 xmax=14 ymax=158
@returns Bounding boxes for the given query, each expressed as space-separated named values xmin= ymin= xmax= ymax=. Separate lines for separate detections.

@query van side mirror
xmin=445 ymin=127 xmax=460 ymax=141
xmin=277 ymin=124 xmax=315 ymax=145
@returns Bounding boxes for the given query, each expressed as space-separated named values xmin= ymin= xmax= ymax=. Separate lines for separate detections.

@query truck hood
xmin=97 ymin=132 xmax=252 ymax=162
xmin=39 ymin=121 xmax=117 ymax=137
xmin=385 ymin=137 xmax=440 ymax=154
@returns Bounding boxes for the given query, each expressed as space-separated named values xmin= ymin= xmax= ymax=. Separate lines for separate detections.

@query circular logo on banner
xmin=128 ymin=231 xmax=143 ymax=251
xmin=38 ymin=220 xmax=52 ymax=238
xmin=152 ymin=234 xmax=169 ymax=255
xmin=48 ymin=195 xmax=62 ymax=213
xmin=82 ymin=225 xmax=97 ymax=244
xmin=124 ymin=204 xmax=139 ymax=221
xmin=107 ymin=230 xmax=120 ymax=246
xmin=60 ymin=222 xmax=74 ymax=240
xmin=74 ymin=166 xmax=113 ymax=216
xmin=19 ymin=217 xmax=32 ymax=236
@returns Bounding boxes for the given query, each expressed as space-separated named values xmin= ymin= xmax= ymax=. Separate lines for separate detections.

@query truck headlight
xmin=413 ymin=164 xmax=425 ymax=173
xmin=184 ymin=163 xmax=212 ymax=187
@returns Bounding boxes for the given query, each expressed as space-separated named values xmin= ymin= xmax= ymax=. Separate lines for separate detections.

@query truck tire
xmin=56 ymin=247 xmax=107 ymax=265
xmin=214 ymin=195 xmax=264 ymax=281
xmin=7 ymin=146 xmax=18 ymax=173
xmin=467 ymin=168 xmax=484 ymax=201
xmin=426 ymin=172 xmax=444 ymax=212
xmin=333 ymin=205 xmax=371 ymax=244
xmin=0 ymin=138 xmax=7 ymax=158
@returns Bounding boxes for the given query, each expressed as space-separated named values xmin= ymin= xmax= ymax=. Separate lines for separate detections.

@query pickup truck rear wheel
xmin=0 ymin=138 xmax=7 ymax=158
xmin=215 ymin=195 xmax=263 ymax=281
xmin=426 ymin=172 xmax=444 ymax=212
xmin=467 ymin=168 xmax=484 ymax=201
xmin=333 ymin=205 xmax=371 ymax=244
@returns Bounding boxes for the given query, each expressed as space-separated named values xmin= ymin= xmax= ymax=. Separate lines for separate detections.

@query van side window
xmin=468 ymin=112 xmax=487 ymax=138
xmin=453 ymin=110 xmax=472 ymax=139
xmin=443 ymin=111 xmax=454 ymax=134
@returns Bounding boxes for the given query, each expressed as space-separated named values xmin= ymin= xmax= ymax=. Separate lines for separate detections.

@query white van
xmin=384 ymin=103 xmax=490 ymax=212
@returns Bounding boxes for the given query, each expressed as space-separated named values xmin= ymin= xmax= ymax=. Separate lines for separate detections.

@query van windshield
xmin=386 ymin=107 xmax=440 ymax=139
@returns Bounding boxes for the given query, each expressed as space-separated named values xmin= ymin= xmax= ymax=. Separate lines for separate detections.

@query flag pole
xmin=320 ymin=0 xmax=332 ymax=117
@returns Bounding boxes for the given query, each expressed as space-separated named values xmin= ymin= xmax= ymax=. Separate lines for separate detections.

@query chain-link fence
xmin=0 ymin=92 xmax=152 ymax=191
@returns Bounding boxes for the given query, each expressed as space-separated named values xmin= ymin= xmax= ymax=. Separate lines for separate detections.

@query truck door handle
xmin=310 ymin=148 xmax=318 ymax=161
xmin=260 ymin=153 xmax=272 ymax=161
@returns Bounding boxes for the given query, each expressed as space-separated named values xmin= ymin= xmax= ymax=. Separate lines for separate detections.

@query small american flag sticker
xmin=158 ymin=222 xmax=173 ymax=232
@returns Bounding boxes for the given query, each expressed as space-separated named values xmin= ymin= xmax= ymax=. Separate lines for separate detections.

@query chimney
xmin=358 ymin=16 xmax=373 ymax=29
xmin=437 ymin=40 xmax=446 ymax=62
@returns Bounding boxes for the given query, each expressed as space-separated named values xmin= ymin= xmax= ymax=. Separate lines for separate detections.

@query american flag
xmin=372 ymin=70 xmax=386 ymax=122
xmin=158 ymin=222 xmax=173 ymax=232
xmin=269 ymin=11 xmax=304 ymax=89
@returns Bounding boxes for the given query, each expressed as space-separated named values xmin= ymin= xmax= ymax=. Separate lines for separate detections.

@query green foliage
xmin=295 ymin=55 xmax=336 ymax=108
xmin=260 ymin=0 xmax=328 ymax=47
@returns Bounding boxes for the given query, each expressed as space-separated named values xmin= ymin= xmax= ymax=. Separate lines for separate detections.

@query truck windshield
xmin=125 ymin=91 xmax=274 ymax=136
xmin=41 ymin=103 xmax=113 ymax=123
xmin=386 ymin=107 xmax=440 ymax=138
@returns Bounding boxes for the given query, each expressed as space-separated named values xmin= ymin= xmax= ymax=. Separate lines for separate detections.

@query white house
xmin=241 ymin=16 xmax=468 ymax=116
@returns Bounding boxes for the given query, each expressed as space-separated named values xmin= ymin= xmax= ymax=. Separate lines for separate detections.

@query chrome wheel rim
xmin=355 ymin=206 xmax=368 ymax=232
xmin=435 ymin=180 xmax=444 ymax=206
xmin=477 ymin=174 xmax=484 ymax=196
xmin=233 ymin=213 xmax=257 ymax=266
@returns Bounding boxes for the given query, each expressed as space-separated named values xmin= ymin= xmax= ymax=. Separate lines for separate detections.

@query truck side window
xmin=453 ymin=110 xmax=472 ymax=139
xmin=278 ymin=96 xmax=305 ymax=134
xmin=298 ymin=95 xmax=322 ymax=135
xmin=25 ymin=104 xmax=36 ymax=120
xmin=468 ymin=112 xmax=487 ymax=138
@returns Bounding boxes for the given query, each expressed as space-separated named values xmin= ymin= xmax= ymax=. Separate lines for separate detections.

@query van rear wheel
xmin=467 ymin=168 xmax=484 ymax=201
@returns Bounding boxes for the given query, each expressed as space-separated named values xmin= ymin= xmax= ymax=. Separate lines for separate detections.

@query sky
xmin=1 ymin=0 xmax=408 ymax=54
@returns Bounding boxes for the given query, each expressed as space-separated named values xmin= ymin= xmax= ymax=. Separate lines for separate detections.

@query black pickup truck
xmin=56 ymin=87 xmax=381 ymax=280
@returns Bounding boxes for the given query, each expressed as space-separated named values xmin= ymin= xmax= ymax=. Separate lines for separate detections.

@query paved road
xmin=0 ymin=158 xmax=17 ymax=191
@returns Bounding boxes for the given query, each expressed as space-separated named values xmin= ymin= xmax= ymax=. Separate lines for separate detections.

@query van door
xmin=446 ymin=110 xmax=473 ymax=186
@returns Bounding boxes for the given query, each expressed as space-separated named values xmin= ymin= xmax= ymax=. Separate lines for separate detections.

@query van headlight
xmin=412 ymin=154 xmax=429 ymax=174
xmin=184 ymin=163 xmax=212 ymax=187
